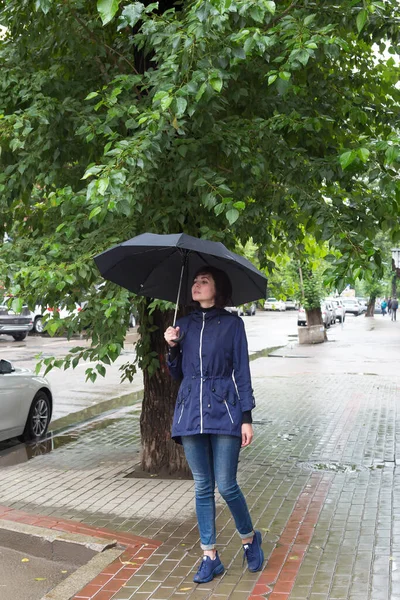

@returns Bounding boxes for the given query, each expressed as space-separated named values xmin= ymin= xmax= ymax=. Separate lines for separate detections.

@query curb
xmin=0 ymin=505 xmax=160 ymax=600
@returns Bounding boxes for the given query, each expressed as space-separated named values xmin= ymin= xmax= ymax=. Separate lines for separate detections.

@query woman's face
xmin=192 ymin=272 xmax=216 ymax=307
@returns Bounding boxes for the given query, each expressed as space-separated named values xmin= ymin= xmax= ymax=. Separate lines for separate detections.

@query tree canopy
xmin=0 ymin=0 xmax=399 ymax=378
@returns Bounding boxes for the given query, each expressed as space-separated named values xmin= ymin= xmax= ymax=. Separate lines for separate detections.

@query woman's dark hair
xmin=193 ymin=266 xmax=232 ymax=308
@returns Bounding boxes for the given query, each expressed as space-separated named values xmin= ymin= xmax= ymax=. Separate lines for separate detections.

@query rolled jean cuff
xmin=238 ymin=530 xmax=254 ymax=540
xmin=200 ymin=543 xmax=216 ymax=550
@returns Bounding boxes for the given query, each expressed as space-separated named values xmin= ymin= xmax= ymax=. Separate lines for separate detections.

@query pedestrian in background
xmin=164 ymin=266 xmax=264 ymax=584
xmin=381 ymin=298 xmax=388 ymax=316
xmin=391 ymin=297 xmax=398 ymax=321
xmin=388 ymin=297 xmax=392 ymax=316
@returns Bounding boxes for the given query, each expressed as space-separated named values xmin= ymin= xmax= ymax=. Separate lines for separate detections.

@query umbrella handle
xmin=172 ymin=331 xmax=185 ymax=343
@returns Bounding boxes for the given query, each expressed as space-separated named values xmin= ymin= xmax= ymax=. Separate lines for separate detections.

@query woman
xmin=164 ymin=266 xmax=264 ymax=584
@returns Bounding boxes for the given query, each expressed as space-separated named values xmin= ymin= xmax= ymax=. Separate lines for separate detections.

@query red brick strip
xmin=249 ymin=473 xmax=332 ymax=600
xmin=0 ymin=504 xmax=160 ymax=600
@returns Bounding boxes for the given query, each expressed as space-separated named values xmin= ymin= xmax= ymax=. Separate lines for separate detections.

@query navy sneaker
xmin=243 ymin=530 xmax=264 ymax=572
xmin=193 ymin=552 xmax=224 ymax=584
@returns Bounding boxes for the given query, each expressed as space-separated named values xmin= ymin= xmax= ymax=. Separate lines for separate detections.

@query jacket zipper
xmin=199 ymin=312 xmax=206 ymax=433
xmin=224 ymin=400 xmax=234 ymax=424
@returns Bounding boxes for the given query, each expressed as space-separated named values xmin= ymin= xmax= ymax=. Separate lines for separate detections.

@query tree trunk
xmin=139 ymin=303 xmax=190 ymax=475
xmin=304 ymin=306 xmax=327 ymax=341
xmin=392 ymin=274 xmax=397 ymax=299
xmin=365 ymin=295 xmax=376 ymax=317
xmin=306 ymin=306 xmax=323 ymax=326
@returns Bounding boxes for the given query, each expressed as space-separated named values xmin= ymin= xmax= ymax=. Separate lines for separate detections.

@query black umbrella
xmin=94 ymin=232 xmax=267 ymax=327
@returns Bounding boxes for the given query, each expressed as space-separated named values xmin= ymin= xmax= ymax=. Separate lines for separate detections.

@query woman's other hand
xmin=164 ymin=326 xmax=180 ymax=347
xmin=241 ymin=423 xmax=253 ymax=447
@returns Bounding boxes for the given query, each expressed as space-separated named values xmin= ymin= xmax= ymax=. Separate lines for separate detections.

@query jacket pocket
xmin=211 ymin=386 xmax=237 ymax=424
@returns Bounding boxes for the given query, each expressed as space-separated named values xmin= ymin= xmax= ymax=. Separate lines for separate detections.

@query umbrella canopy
xmin=94 ymin=232 xmax=267 ymax=307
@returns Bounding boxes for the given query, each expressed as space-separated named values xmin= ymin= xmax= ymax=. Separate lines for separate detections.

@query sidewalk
xmin=0 ymin=315 xmax=399 ymax=599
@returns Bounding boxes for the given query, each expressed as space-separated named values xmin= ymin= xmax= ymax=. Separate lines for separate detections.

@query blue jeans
xmin=182 ymin=434 xmax=254 ymax=550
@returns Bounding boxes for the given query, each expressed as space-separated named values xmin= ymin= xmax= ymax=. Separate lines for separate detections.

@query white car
xmin=31 ymin=304 xmax=83 ymax=334
xmin=226 ymin=303 xmax=256 ymax=316
xmin=284 ymin=299 xmax=298 ymax=310
xmin=356 ymin=298 xmax=367 ymax=312
xmin=264 ymin=297 xmax=286 ymax=311
xmin=341 ymin=298 xmax=362 ymax=316
xmin=298 ymin=303 xmax=331 ymax=328
xmin=330 ymin=298 xmax=346 ymax=323
xmin=0 ymin=359 xmax=52 ymax=443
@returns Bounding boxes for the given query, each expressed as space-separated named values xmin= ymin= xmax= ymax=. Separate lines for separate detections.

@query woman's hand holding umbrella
xmin=164 ymin=326 xmax=181 ymax=347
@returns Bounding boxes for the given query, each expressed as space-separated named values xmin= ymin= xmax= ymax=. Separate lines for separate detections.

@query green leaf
xmin=117 ymin=2 xmax=145 ymax=29
xmin=11 ymin=298 xmax=23 ymax=314
xmin=295 ymin=49 xmax=310 ymax=66
xmin=175 ymin=97 xmax=187 ymax=116
xmin=356 ymin=9 xmax=368 ymax=33
xmin=195 ymin=82 xmax=207 ymax=102
xmin=250 ymin=6 xmax=263 ymax=23
xmin=160 ymin=94 xmax=173 ymax=110
xmin=214 ymin=203 xmax=225 ymax=216
xmin=339 ymin=150 xmax=356 ymax=170
xmin=210 ymin=77 xmax=223 ymax=93
xmin=85 ymin=91 xmax=99 ymax=100
xmin=144 ymin=2 xmax=158 ymax=12
xmin=226 ymin=208 xmax=239 ymax=225
xmin=263 ymin=1 xmax=276 ymax=14
xmin=97 ymin=177 xmax=110 ymax=195
xmin=34 ymin=0 xmax=52 ymax=14
xmin=233 ymin=201 xmax=245 ymax=210
xmin=385 ymin=145 xmax=399 ymax=165
xmin=268 ymin=74 xmax=278 ymax=85
xmin=279 ymin=71 xmax=291 ymax=81
xmin=89 ymin=206 xmax=102 ymax=220
xmin=358 ymin=147 xmax=370 ymax=163
xmin=304 ymin=13 xmax=316 ymax=25
xmin=96 ymin=364 xmax=107 ymax=377
xmin=97 ymin=0 xmax=121 ymax=25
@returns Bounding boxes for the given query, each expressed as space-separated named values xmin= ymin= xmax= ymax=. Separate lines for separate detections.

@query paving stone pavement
xmin=0 ymin=316 xmax=399 ymax=599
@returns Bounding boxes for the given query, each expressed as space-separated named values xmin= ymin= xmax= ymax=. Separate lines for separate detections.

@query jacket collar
xmin=191 ymin=307 xmax=229 ymax=320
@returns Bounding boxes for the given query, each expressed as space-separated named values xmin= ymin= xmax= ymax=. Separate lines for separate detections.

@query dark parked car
xmin=0 ymin=303 xmax=33 ymax=341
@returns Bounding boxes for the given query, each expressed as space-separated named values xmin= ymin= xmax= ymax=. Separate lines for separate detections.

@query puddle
xmin=0 ymin=409 xmax=135 ymax=466
xmin=297 ymin=461 xmax=389 ymax=473
xmin=343 ymin=372 xmax=379 ymax=376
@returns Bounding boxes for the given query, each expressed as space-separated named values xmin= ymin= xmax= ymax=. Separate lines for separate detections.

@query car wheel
xmin=21 ymin=391 xmax=51 ymax=441
xmin=34 ymin=316 xmax=45 ymax=334
xmin=12 ymin=333 xmax=27 ymax=341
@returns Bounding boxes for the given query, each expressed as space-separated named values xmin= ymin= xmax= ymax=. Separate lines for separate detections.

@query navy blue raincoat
xmin=167 ymin=307 xmax=255 ymax=443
